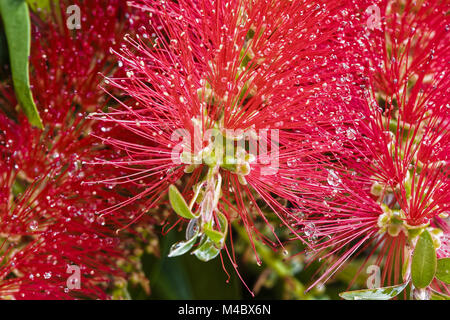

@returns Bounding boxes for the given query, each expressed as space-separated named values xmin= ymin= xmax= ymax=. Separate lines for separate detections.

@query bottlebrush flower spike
xmin=28 ymin=0 xmax=148 ymax=124
xmin=0 ymin=0 xmax=151 ymax=299
xmin=0 ymin=111 xmax=125 ymax=299
xmin=298 ymin=0 xmax=449 ymax=299
xmin=95 ymin=0 xmax=359 ymax=274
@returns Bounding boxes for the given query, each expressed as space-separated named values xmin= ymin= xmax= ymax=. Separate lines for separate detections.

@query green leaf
xmin=436 ymin=258 xmax=450 ymax=284
xmin=204 ymin=228 xmax=224 ymax=244
xmin=339 ymin=282 xmax=408 ymax=300
xmin=192 ymin=237 xmax=221 ymax=262
xmin=0 ymin=0 xmax=43 ymax=128
xmin=203 ymin=212 xmax=229 ymax=245
xmin=168 ymin=185 xmax=198 ymax=220
xmin=411 ymin=230 xmax=437 ymax=289
xmin=168 ymin=231 xmax=199 ymax=258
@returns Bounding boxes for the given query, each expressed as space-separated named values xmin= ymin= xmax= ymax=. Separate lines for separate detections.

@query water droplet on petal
xmin=327 ymin=169 xmax=342 ymax=187
xmin=29 ymin=220 xmax=38 ymax=231
xmin=346 ymin=128 xmax=356 ymax=140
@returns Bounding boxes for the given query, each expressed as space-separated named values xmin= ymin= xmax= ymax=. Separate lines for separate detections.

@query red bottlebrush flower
xmin=94 ymin=0 xmax=360 ymax=284
xmin=0 ymin=0 xmax=150 ymax=299
xmin=0 ymin=112 xmax=123 ymax=299
xmin=28 ymin=0 xmax=149 ymax=124
xmin=298 ymin=0 xmax=449 ymax=298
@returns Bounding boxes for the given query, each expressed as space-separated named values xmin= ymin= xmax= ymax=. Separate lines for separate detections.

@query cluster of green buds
xmin=181 ymin=116 xmax=257 ymax=185
xmin=165 ymin=24 xmax=272 ymax=262
xmin=168 ymin=115 xmax=258 ymax=261
xmin=377 ymin=204 xmax=443 ymax=249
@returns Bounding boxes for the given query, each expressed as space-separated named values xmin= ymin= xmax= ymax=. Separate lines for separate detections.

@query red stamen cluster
xmin=0 ymin=0 xmax=150 ymax=299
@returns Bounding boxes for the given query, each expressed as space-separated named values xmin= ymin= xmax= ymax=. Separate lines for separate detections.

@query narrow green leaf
xmin=0 ymin=0 xmax=43 ymax=128
xmin=436 ymin=258 xmax=450 ymax=284
xmin=411 ymin=230 xmax=437 ymax=289
xmin=169 ymin=185 xmax=198 ymax=220
xmin=168 ymin=232 xmax=199 ymax=258
xmin=204 ymin=227 xmax=224 ymax=244
xmin=339 ymin=282 xmax=408 ymax=300
xmin=192 ymin=237 xmax=221 ymax=262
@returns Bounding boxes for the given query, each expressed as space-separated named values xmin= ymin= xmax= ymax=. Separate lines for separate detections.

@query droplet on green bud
xmin=237 ymin=163 xmax=251 ymax=176
xmin=388 ymin=224 xmax=403 ymax=237
xmin=371 ymin=181 xmax=383 ymax=197
xmin=238 ymin=175 xmax=247 ymax=185
xmin=438 ymin=212 xmax=448 ymax=219
xmin=428 ymin=227 xmax=443 ymax=249
xmin=184 ymin=164 xmax=197 ymax=173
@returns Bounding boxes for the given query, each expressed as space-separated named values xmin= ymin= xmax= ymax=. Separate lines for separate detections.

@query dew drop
xmin=29 ymin=220 xmax=38 ymax=231
xmin=97 ymin=215 xmax=106 ymax=226
xmin=346 ymin=128 xmax=356 ymax=140
xmin=327 ymin=169 xmax=342 ymax=186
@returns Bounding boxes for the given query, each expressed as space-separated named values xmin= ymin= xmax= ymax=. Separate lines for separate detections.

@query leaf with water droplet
xmin=168 ymin=231 xmax=199 ymax=258
xmin=185 ymin=218 xmax=199 ymax=240
xmin=411 ymin=230 xmax=436 ymax=289
xmin=339 ymin=282 xmax=408 ymax=300
xmin=192 ymin=237 xmax=221 ymax=262
xmin=169 ymin=185 xmax=198 ymax=220
xmin=435 ymin=258 xmax=450 ymax=284
xmin=0 ymin=0 xmax=43 ymax=128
